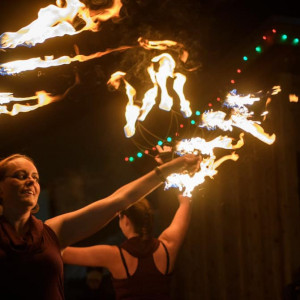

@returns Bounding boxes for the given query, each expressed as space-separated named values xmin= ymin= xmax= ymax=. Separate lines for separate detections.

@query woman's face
xmin=0 ymin=157 xmax=40 ymax=211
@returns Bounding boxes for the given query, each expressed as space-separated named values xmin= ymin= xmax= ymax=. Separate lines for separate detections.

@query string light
xmin=255 ymin=46 xmax=262 ymax=53
xmin=292 ymin=38 xmax=299 ymax=45
xmin=281 ymin=34 xmax=288 ymax=41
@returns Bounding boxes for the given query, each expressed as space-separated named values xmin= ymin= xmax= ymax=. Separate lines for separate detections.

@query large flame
xmin=163 ymin=88 xmax=279 ymax=196
xmin=165 ymin=134 xmax=244 ymax=197
xmin=0 ymin=0 xmax=123 ymax=49
xmin=0 ymin=45 xmax=133 ymax=75
xmin=200 ymin=90 xmax=278 ymax=145
xmin=107 ymin=53 xmax=192 ymax=138
xmin=0 ymin=38 xmax=188 ymax=75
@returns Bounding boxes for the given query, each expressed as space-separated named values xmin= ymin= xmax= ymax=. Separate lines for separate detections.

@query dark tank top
xmin=0 ymin=215 xmax=64 ymax=300
xmin=112 ymin=237 xmax=171 ymax=300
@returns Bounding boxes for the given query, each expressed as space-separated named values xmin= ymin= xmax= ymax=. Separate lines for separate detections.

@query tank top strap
xmin=117 ymin=246 xmax=130 ymax=278
xmin=159 ymin=240 xmax=170 ymax=275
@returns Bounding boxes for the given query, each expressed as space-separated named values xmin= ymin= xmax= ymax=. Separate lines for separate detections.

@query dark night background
xmin=0 ymin=0 xmax=300 ymax=299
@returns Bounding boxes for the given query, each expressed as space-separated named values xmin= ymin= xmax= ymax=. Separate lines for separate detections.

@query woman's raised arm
xmin=158 ymin=194 xmax=193 ymax=270
xmin=45 ymin=154 xmax=200 ymax=249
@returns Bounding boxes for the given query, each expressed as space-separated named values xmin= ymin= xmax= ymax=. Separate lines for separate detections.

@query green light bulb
xmin=255 ymin=46 xmax=262 ymax=53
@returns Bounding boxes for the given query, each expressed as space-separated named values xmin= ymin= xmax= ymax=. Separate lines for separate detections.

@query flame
xmin=0 ymin=91 xmax=59 ymax=116
xmin=0 ymin=45 xmax=133 ymax=75
xmin=200 ymin=91 xmax=276 ymax=145
xmin=0 ymin=0 xmax=123 ymax=49
xmin=0 ymin=37 xmax=190 ymax=75
xmin=164 ymin=88 xmax=279 ymax=196
xmin=165 ymin=134 xmax=244 ymax=197
xmin=107 ymin=53 xmax=192 ymax=138
xmin=176 ymin=133 xmax=244 ymax=157
xmin=0 ymin=74 xmax=79 ymax=116
xmin=138 ymin=37 xmax=189 ymax=63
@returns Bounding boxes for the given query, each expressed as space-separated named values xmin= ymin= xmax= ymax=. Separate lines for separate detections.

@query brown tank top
xmin=112 ymin=237 xmax=171 ymax=300
xmin=0 ymin=215 xmax=64 ymax=300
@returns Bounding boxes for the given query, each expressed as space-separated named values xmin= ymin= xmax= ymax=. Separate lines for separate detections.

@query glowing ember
xmin=289 ymin=94 xmax=298 ymax=103
xmin=0 ymin=0 xmax=123 ymax=49
xmin=107 ymin=53 xmax=192 ymax=138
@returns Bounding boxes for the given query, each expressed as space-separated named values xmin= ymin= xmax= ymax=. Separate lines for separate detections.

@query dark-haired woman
xmin=63 ymin=193 xmax=192 ymax=300
xmin=0 ymin=153 xmax=199 ymax=300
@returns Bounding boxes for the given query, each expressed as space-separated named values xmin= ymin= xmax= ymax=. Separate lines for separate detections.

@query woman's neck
xmin=126 ymin=232 xmax=139 ymax=239
xmin=3 ymin=209 xmax=31 ymax=236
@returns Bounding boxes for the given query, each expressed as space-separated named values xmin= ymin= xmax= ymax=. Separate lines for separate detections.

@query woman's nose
xmin=25 ymin=176 xmax=35 ymax=185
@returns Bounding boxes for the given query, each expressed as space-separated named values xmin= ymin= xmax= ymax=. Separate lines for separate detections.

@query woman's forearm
xmin=46 ymin=154 xmax=199 ymax=248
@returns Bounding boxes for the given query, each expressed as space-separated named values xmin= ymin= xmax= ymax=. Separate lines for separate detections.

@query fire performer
xmin=0 ymin=153 xmax=200 ymax=300
xmin=63 ymin=193 xmax=191 ymax=300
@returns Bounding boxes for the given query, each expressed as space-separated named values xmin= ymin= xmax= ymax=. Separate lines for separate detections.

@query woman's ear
xmin=123 ymin=215 xmax=130 ymax=226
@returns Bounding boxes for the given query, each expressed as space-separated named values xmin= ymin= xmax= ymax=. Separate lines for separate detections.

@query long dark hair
xmin=120 ymin=198 xmax=153 ymax=240
xmin=0 ymin=154 xmax=39 ymax=214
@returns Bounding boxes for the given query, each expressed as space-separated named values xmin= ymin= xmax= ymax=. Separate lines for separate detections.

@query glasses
xmin=5 ymin=170 xmax=40 ymax=183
